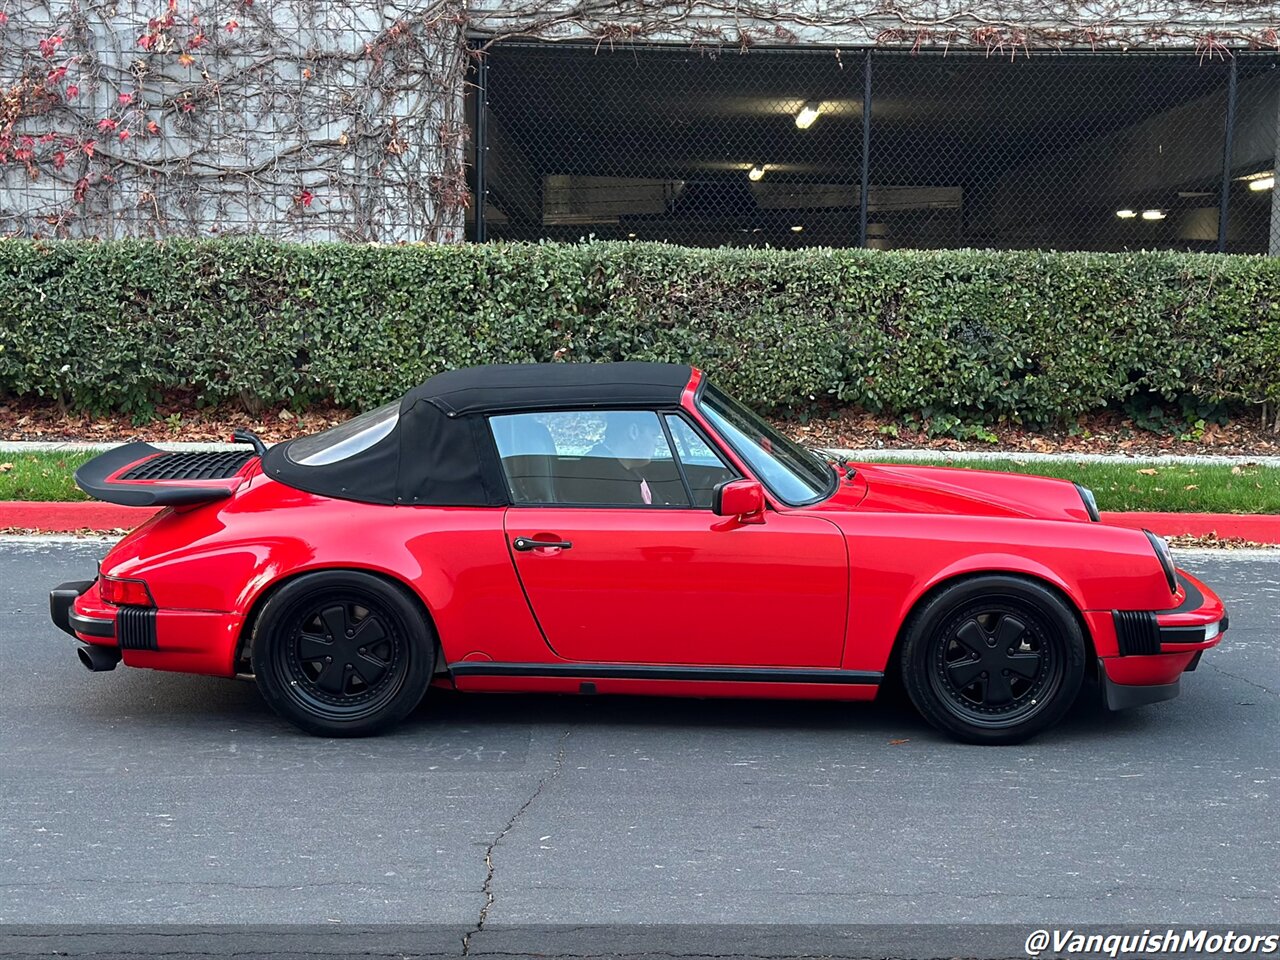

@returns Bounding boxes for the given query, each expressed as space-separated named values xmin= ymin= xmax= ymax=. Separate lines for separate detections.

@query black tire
xmin=251 ymin=570 xmax=435 ymax=737
xmin=900 ymin=575 xmax=1086 ymax=745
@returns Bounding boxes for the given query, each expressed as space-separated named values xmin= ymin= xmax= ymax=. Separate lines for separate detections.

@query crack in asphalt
xmin=461 ymin=729 xmax=571 ymax=956
xmin=1202 ymin=661 xmax=1280 ymax=698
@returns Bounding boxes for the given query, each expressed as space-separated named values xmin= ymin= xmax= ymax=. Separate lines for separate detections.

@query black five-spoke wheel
xmin=901 ymin=576 xmax=1086 ymax=744
xmin=287 ymin=600 xmax=403 ymax=709
xmin=252 ymin=571 xmax=435 ymax=737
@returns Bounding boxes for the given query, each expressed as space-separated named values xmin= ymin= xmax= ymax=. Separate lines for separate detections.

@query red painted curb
xmin=1099 ymin=511 xmax=1280 ymax=543
xmin=0 ymin=501 xmax=159 ymax=533
xmin=2 ymin=501 xmax=1278 ymax=543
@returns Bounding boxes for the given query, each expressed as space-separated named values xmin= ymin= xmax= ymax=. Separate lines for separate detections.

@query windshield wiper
xmin=827 ymin=452 xmax=857 ymax=481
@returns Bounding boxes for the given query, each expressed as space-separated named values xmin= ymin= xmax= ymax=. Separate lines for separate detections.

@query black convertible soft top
xmin=262 ymin=362 xmax=695 ymax=507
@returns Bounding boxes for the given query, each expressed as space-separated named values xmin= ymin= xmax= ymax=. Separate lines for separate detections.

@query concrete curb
xmin=4 ymin=500 xmax=1279 ymax=542
xmin=824 ymin=447 xmax=1280 ymax=467
xmin=1098 ymin=511 xmax=1280 ymax=542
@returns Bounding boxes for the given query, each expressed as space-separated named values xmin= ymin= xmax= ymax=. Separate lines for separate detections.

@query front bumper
xmin=1097 ymin=568 xmax=1228 ymax=711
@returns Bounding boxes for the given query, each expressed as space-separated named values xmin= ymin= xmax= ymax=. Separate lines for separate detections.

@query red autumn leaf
xmin=0 ymin=11 xmax=9 ymax=25
xmin=188 ymin=33 xmax=206 ymax=48
xmin=225 ymin=19 xmax=239 ymax=31
xmin=73 ymin=176 xmax=89 ymax=202
xmin=38 ymin=132 xmax=56 ymax=144
xmin=14 ymin=148 xmax=32 ymax=161
xmin=118 ymin=92 xmax=133 ymax=106
xmin=82 ymin=139 xmax=96 ymax=158
xmin=65 ymin=84 xmax=79 ymax=98
xmin=47 ymin=66 xmax=67 ymax=83
xmin=138 ymin=33 xmax=156 ymax=50
xmin=295 ymin=189 xmax=314 ymax=207
xmin=39 ymin=35 xmax=63 ymax=58
xmin=180 ymin=101 xmax=194 ymax=112
xmin=19 ymin=135 xmax=33 ymax=148
xmin=53 ymin=151 xmax=66 ymax=169
xmin=118 ymin=129 xmax=130 ymax=142
xmin=146 ymin=120 xmax=159 ymax=134
xmin=97 ymin=118 xmax=117 ymax=131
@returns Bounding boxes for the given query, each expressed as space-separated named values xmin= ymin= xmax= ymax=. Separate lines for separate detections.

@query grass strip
xmin=0 ymin=450 xmax=1276 ymax=513
xmin=857 ymin=457 xmax=1280 ymax=514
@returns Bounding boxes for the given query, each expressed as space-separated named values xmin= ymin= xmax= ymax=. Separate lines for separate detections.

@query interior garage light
xmin=790 ymin=225 xmax=804 ymax=232
xmin=1249 ymin=176 xmax=1275 ymax=192
xmin=748 ymin=165 xmax=766 ymax=182
xmin=1141 ymin=209 xmax=1166 ymax=221
xmin=795 ymin=101 xmax=822 ymax=129
xmin=1115 ymin=209 xmax=1137 ymax=219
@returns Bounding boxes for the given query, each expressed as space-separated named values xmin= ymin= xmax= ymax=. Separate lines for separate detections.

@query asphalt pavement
xmin=1 ymin=539 xmax=1277 ymax=954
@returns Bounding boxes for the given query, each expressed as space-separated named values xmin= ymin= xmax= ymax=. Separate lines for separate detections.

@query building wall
xmin=3 ymin=0 xmax=1278 ymax=241
xmin=1 ymin=0 xmax=470 ymax=240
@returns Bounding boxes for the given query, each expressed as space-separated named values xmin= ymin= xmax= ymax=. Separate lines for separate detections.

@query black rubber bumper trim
xmin=1101 ymin=665 xmax=1182 ymax=711
xmin=49 ymin=579 xmax=94 ymax=638
xmin=1165 ymin=572 xmax=1204 ymax=614
xmin=1159 ymin=624 xmax=1212 ymax=645
xmin=116 ymin=606 xmax=157 ymax=650
xmin=69 ymin=609 xmax=116 ymax=639
xmin=449 ymin=662 xmax=884 ymax=685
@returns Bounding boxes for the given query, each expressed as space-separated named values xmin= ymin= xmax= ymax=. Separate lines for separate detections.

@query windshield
xmin=697 ymin=385 xmax=834 ymax=505
xmin=286 ymin=401 xmax=399 ymax=466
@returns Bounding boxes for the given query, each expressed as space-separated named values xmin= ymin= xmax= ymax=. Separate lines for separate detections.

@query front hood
xmin=849 ymin=462 xmax=1094 ymax=522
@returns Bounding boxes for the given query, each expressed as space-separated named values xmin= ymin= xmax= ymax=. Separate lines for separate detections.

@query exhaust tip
xmin=77 ymin=645 xmax=121 ymax=672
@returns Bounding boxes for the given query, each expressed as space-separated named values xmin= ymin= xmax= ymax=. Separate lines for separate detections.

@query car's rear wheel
xmin=900 ymin=576 xmax=1086 ymax=744
xmin=251 ymin=570 xmax=435 ymax=737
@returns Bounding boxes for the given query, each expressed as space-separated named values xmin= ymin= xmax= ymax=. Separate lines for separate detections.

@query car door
xmin=491 ymin=409 xmax=849 ymax=668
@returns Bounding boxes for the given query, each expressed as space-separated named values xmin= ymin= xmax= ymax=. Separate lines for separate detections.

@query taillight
xmin=99 ymin=575 xmax=154 ymax=607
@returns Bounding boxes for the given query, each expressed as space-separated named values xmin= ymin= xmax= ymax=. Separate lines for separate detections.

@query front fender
xmin=817 ymin=512 xmax=1174 ymax=673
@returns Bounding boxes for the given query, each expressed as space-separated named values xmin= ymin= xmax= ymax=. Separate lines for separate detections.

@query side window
xmin=666 ymin=416 xmax=736 ymax=509
xmin=490 ymin=411 xmax=690 ymax=508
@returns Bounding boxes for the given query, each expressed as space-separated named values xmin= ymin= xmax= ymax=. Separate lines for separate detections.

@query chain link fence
xmin=472 ymin=43 xmax=1280 ymax=254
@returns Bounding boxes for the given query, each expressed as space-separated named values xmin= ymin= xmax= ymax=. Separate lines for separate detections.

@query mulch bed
xmin=2 ymin=397 xmax=1278 ymax=458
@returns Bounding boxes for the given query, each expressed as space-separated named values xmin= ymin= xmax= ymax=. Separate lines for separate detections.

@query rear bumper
xmin=49 ymin=576 xmax=241 ymax=677
xmin=1096 ymin=568 xmax=1227 ymax=710
xmin=50 ymin=579 xmax=115 ymax=639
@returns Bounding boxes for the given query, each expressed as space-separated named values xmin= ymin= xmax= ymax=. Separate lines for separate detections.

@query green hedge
xmin=1 ymin=238 xmax=1277 ymax=424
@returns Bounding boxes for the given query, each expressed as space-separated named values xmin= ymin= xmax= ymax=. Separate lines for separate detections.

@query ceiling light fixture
xmin=1115 ymin=209 xmax=1137 ymax=219
xmin=748 ymin=165 xmax=766 ymax=182
xmin=1249 ymin=176 xmax=1275 ymax=192
xmin=790 ymin=225 xmax=804 ymax=232
xmin=794 ymin=101 xmax=822 ymax=130
xmin=1141 ymin=209 xmax=1166 ymax=221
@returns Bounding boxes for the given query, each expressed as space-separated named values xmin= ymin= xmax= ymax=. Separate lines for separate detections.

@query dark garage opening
xmin=470 ymin=44 xmax=1279 ymax=253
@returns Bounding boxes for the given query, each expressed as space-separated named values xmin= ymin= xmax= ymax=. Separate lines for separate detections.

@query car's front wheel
xmin=900 ymin=576 xmax=1086 ymax=744
xmin=251 ymin=570 xmax=435 ymax=737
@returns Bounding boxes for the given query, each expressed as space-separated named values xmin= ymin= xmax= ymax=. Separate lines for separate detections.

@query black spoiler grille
xmin=120 ymin=451 xmax=252 ymax=482
xmin=75 ymin=442 xmax=255 ymax=507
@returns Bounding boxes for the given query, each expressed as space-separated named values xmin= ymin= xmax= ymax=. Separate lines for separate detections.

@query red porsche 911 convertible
xmin=50 ymin=363 xmax=1227 ymax=743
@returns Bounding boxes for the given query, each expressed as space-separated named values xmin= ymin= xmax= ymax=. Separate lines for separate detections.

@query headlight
xmin=1074 ymin=482 xmax=1100 ymax=522
xmin=1143 ymin=529 xmax=1178 ymax=595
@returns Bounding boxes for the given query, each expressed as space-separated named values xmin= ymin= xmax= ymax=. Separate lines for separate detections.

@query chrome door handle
xmin=512 ymin=537 xmax=573 ymax=552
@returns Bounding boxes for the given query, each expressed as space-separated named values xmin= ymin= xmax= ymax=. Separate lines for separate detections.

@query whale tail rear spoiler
xmin=74 ymin=442 xmax=257 ymax=507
